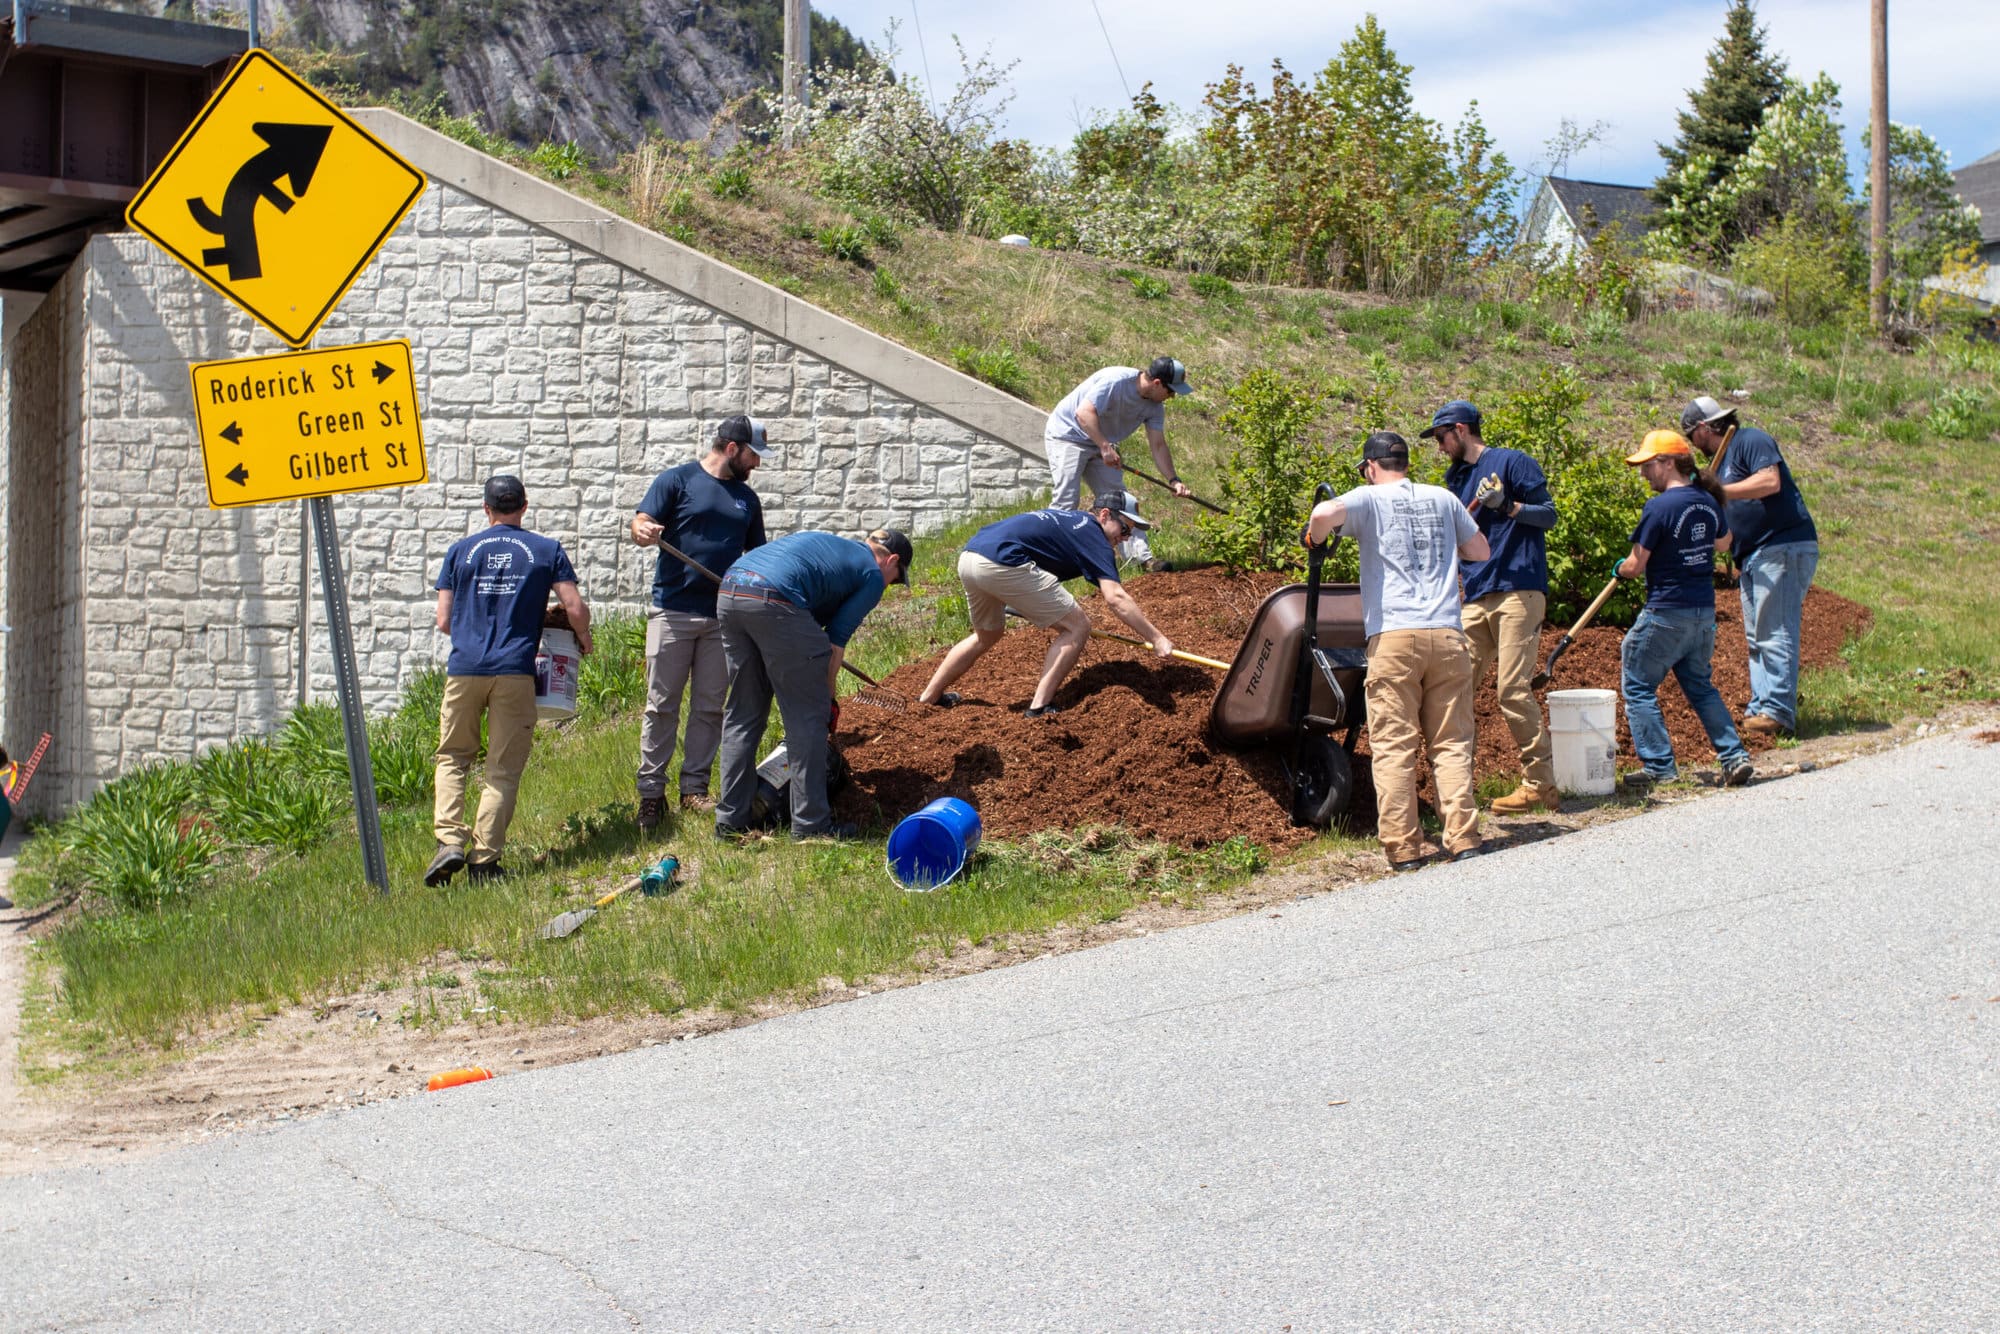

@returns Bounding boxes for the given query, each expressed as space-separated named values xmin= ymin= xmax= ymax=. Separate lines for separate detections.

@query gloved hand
xmin=1476 ymin=474 xmax=1508 ymax=511
xmin=828 ymin=700 xmax=842 ymax=735
xmin=1610 ymin=562 xmax=1629 ymax=582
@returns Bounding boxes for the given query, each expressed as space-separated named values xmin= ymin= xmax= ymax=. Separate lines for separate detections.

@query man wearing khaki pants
xmin=1425 ymin=399 xmax=1562 ymax=814
xmin=1305 ymin=432 xmax=1490 ymax=870
xmin=427 ymin=475 xmax=592 ymax=886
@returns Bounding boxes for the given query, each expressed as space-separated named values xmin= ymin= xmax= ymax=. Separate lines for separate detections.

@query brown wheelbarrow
xmin=1208 ymin=490 xmax=1370 ymax=827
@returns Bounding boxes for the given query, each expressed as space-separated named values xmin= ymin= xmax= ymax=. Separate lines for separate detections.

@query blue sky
xmin=816 ymin=0 xmax=1997 ymax=193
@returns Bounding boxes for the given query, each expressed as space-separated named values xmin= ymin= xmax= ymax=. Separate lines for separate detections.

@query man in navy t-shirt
xmin=1613 ymin=432 xmax=1751 ymax=791
xmin=628 ymin=414 xmax=769 ymax=832
xmin=916 ymin=492 xmax=1175 ymax=716
xmin=1682 ymin=395 xmax=1818 ymax=737
xmin=428 ymin=475 xmax=592 ymax=886
xmin=1426 ymin=398 xmax=1562 ymax=815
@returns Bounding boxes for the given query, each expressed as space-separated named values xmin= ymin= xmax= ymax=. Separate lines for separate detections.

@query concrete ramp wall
xmin=0 ymin=110 xmax=1049 ymax=816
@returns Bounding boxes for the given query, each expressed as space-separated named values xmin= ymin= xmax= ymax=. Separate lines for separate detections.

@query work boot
xmin=0 ymin=893 xmax=12 ymax=911
xmin=1489 ymin=782 xmax=1562 ymax=816
xmin=636 ymin=795 xmax=667 ymax=833
xmin=466 ymin=861 xmax=508 ymax=884
xmin=679 ymin=793 xmax=715 ymax=813
xmin=1740 ymin=714 xmax=1785 ymax=739
xmin=1619 ymin=770 xmax=1664 ymax=796
xmin=1723 ymin=758 xmax=1756 ymax=787
xmin=1025 ymin=703 xmax=1061 ymax=719
xmin=424 ymin=844 xmax=467 ymax=888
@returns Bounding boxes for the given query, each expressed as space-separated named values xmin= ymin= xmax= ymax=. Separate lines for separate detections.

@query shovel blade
xmin=537 ymin=907 xmax=595 ymax=940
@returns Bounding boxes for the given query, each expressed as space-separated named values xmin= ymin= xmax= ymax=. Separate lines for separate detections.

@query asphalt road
xmin=4 ymin=730 xmax=1997 ymax=1331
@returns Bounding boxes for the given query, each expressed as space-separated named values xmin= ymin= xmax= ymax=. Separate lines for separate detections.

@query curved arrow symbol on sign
xmin=185 ymin=122 xmax=334 ymax=282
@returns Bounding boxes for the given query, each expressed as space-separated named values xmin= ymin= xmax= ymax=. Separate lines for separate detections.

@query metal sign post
xmin=308 ymin=495 xmax=388 ymax=890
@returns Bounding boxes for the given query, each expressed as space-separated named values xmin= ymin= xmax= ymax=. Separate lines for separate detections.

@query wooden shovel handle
xmin=1089 ymin=629 xmax=1231 ymax=670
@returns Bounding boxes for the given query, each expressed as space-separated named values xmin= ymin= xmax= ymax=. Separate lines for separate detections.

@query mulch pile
xmin=833 ymin=568 xmax=1871 ymax=849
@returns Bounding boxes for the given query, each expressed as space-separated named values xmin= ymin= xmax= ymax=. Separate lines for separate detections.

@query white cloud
xmin=815 ymin=0 xmax=2000 ymax=183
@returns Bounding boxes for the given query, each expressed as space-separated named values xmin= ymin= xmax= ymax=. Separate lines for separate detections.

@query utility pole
xmin=1869 ymin=0 xmax=1890 ymax=331
xmin=782 ymin=0 xmax=810 ymax=147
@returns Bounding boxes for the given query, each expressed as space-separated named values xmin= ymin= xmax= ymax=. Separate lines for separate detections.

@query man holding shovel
xmin=628 ymin=414 xmax=769 ymax=832
xmin=915 ymin=491 xmax=1174 ymax=717
xmin=1425 ymin=398 xmax=1563 ymax=816
xmin=1681 ymin=395 xmax=1818 ymax=739
xmin=1045 ymin=357 xmax=1194 ymax=571
xmin=713 ymin=528 xmax=913 ymax=843
xmin=1305 ymin=432 xmax=1490 ymax=870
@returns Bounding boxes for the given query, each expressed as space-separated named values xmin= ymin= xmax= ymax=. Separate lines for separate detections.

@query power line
xmin=909 ymin=0 xmax=938 ymax=116
xmin=1089 ymin=0 xmax=1132 ymax=103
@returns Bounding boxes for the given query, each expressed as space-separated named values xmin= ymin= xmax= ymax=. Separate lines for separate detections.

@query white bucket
xmin=534 ymin=626 xmax=580 ymax=720
xmin=1548 ymin=688 xmax=1619 ymax=796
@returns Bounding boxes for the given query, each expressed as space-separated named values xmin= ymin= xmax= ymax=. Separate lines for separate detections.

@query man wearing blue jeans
xmin=1682 ymin=396 xmax=1819 ymax=738
xmin=1615 ymin=431 xmax=1754 ymax=791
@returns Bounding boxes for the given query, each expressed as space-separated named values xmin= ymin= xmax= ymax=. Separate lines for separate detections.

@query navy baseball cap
xmin=1419 ymin=400 xmax=1481 ymax=438
xmin=868 ymin=528 xmax=913 ymax=584
xmin=717 ymin=414 xmax=772 ymax=457
xmin=1146 ymin=356 xmax=1193 ymax=396
xmin=1361 ymin=431 xmax=1410 ymax=463
xmin=483 ymin=474 xmax=527 ymax=512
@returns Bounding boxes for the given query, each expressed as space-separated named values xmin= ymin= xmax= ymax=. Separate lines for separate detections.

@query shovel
xmin=1531 ymin=578 xmax=1622 ymax=690
xmin=654 ymin=538 xmax=909 ymax=710
xmin=1089 ymin=628 xmax=1232 ymax=671
xmin=537 ymin=877 xmax=644 ymax=941
xmin=1120 ymin=462 xmax=1230 ymax=516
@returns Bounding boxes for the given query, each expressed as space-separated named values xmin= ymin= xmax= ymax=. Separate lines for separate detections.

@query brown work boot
xmin=1740 ymin=714 xmax=1784 ymax=739
xmin=636 ymin=795 xmax=667 ymax=833
xmin=1489 ymin=782 xmax=1562 ymax=816
xmin=679 ymin=793 xmax=716 ymax=813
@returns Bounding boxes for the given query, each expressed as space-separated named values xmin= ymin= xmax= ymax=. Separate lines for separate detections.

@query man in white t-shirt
xmin=1044 ymin=357 xmax=1194 ymax=570
xmin=1305 ymin=431 xmax=1490 ymax=870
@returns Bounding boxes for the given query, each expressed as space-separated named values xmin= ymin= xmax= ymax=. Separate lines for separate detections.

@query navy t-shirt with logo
xmin=637 ymin=460 xmax=766 ymax=614
xmin=1715 ymin=425 xmax=1815 ymax=564
xmin=1444 ymin=445 xmax=1553 ymax=601
xmin=436 ymin=525 xmax=579 ymax=676
xmin=963 ymin=510 xmax=1123 ymax=586
xmin=1631 ymin=486 xmax=1726 ymax=611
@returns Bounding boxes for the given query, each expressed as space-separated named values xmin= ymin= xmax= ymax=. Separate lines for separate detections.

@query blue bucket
xmin=885 ymin=797 xmax=982 ymax=890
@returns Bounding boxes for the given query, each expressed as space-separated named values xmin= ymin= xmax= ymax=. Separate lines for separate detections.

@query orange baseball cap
xmin=1626 ymin=429 xmax=1694 ymax=465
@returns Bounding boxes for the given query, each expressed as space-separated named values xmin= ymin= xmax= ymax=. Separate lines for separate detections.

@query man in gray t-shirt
xmin=1044 ymin=356 xmax=1194 ymax=569
xmin=1305 ymin=431 xmax=1489 ymax=869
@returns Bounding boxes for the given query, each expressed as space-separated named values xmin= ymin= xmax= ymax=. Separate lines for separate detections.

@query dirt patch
xmin=834 ymin=568 xmax=1872 ymax=844
xmin=1976 ymin=729 xmax=2000 ymax=746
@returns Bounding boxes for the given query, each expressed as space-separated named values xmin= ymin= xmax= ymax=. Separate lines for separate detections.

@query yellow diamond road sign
xmin=126 ymin=50 xmax=426 ymax=348
xmin=190 ymin=340 xmax=427 ymax=508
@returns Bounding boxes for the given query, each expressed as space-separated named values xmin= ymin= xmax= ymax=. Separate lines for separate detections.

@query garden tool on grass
xmin=1120 ymin=462 xmax=1230 ymax=516
xmin=655 ymin=539 xmax=908 ymax=711
xmin=1531 ymin=577 xmax=1622 ymax=690
xmin=537 ymin=876 xmax=645 ymax=941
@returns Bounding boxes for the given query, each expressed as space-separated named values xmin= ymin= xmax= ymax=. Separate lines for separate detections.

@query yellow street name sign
xmin=127 ymin=50 xmax=426 ymax=348
xmin=190 ymin=340 xmax=427 ymax=508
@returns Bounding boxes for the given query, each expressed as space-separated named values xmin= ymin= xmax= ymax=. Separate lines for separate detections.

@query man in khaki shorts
xmin=1305 ymin=433 xmax=1489 ymax=870
xmin=916 ymin=492 xmax=1173 ymax=717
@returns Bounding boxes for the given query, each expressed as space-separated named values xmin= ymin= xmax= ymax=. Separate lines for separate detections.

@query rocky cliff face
xmin=144 ymin=0 xmax=863 ymax=159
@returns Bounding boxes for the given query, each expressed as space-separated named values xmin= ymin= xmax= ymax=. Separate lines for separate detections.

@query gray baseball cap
xmin=1679 ymin=396 xmax=1735 ymax=433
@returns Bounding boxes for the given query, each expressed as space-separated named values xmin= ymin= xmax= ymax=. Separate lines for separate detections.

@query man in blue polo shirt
xmin=713 ymin=527 xmax=913 ymax=842
xmin=628 ymin=414 xmax=769 ymax=832
xmin=1425 ymin=398 xmax=1562 ymax=815
xmin=1682 ymin=396 xmax=1818 ymax=738
xmin=428 ymin=475 xmax=593 ymax=886
xmin=915 ymin=491 xmax=1175 ymax=716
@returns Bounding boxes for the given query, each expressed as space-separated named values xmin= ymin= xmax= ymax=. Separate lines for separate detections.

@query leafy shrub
xmin=872 ymin=267 xmax=901 ymax=300
xmin=854 ymin=211 xmax=902 ymax=251
xmin=59 ymin=764 xmax=213 ymax=909
xmin=528 ymin=141 xmax=587 ymax=180
xmin=1126 ymin=273 xmax=1171 ymax=301
xmin=952 ymin=344 xmax=1029 ymax=397
xmin=708 ymin=163 xmax=753 ymax=200
xmin=815 ymin=224 xmax=869 ymax=263
xmin=1482 ymin=366 xmax=1650 ymax=625
xmin=1189 ymin=273 xmax=1237 ymax=300
xmin=1197 ymin=369 xmax=1333 ymax=573
xmin=1928 ymin=387 xmax=1986 ymax=440
xmin=1731 ymin=216 xmax=1858 ymax=325
xmin=193 ymin=742 xmax=342 ymax=856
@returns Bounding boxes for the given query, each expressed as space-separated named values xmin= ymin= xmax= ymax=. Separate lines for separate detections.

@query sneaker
xmin=1620 ymin=770 xmax=1667 ymax=796
xmin=1489 ymin=782 xmax=1562 ymax=816
xmin=1385 ymin=851 xmax=1430 ymax=873
xmin=1142 ymin=558 xmax=1176 ymax=574
xmin=1025 ymin=703 xmax=1061 ymax=718
xmin=466 ymin=860 xmax=508 ymax=884
xmin=928 ymin=691 xmax=962 ymax=709
xmin=678 ymin=793 xmax=715 ymax=813
xmin=636 ymin=795 xmax=667 ymax=832
xmin=424 ymin=844 xmax=467 ymax=887
xmin=1740 ymin=714 xmax=1785 ymax=739
xmin=1450 ymin=845 xmax=1485 ymax=863
xmin=1723 ymin=758 xmax=1756 ymax=787
xmin=795 ymin=822 xmax=861 ymax=843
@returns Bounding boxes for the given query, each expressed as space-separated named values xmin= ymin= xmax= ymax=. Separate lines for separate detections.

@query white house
xmin=1519 ymin=177 xmax=1658 ymax=262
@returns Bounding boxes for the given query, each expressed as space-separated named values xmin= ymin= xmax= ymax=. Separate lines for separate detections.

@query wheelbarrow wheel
xmin=1290 ymin=732 xmax=1353 ymax=828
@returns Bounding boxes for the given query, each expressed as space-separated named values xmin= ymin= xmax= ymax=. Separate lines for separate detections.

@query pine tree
xmin=1653 ymin=1 xmax=1788 ymax=204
